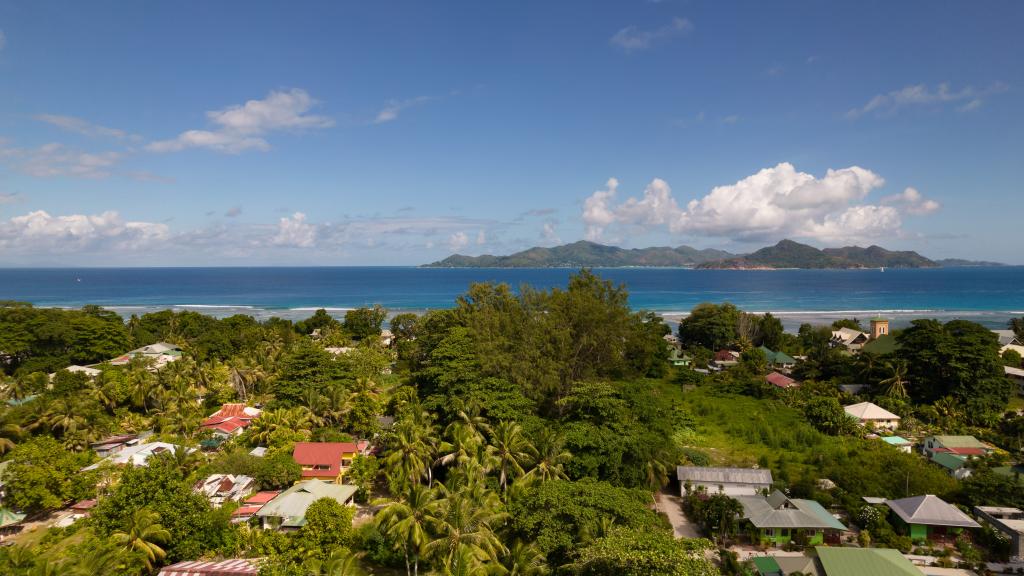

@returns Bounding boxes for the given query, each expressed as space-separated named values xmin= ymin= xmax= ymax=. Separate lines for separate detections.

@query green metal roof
xmin=751 ymin=556 xmax=782 ymax=575
xmin=737 ymin=490 xmax=847 ymax=531
xmin=815 ymin=547 xmax=919 ymax=576
xmin=930 ymin=435 xmax=987 ymax=449
xmin=0 ymin=508 xmax=26 ymax=528
xmin=931 ymin=452 xmax=968 ymax=471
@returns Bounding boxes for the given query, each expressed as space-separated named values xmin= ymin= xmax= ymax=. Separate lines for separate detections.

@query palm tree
xmin=879 ymin=360 xmax=910 ymax=399
xmin=304 ymin=547 xmax=366 ymax=576
xmin=377 ymin=484 xmax=441 ymax=576
xmin=385 ymin=425 xmax=434 ymax=490
xmin=43 ymin=398 xmax=87 ymax=437
xmin=524 ymin=429 xmax=570 ymax=483
xmin=112 ymin=508 xmax=171 ymax=572
xmin=486 ymin=421 xmax=536 ymax=491
xmin=500 ymin=540 xmax=548 ymax=575
xmin=934 ymin=396 xmax=962 ymax=426
xmin=436 ymin=425 xmax=485 ymax=471
xmin=127 ymin=365 xmax=157 ymax=413
xmin=0 ymin=421 xmax=24 ymax=454
xmin=425 ymin=487 xmax=507 ymax=573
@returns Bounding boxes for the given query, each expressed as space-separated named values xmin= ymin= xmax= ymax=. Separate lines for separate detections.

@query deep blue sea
xmin=0 ymin=267 xmax=1022 ymax=330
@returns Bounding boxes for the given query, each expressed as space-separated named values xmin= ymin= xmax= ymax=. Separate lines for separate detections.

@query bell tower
xmin=870 ymin=317 xmax=889 ymax=340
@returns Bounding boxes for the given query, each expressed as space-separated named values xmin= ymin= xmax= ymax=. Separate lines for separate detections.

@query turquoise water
xmin=0 ymin=267 xmax=1021 ymax=329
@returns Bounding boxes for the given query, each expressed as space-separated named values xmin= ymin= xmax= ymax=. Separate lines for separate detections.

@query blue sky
xmin=0 ymin=1 xmax=1021 ymax=265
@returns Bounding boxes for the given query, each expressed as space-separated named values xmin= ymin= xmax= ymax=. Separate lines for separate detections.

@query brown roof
xmin=157 ymin=559 xmax=259 ymax=576
xmin=766 ymin=372 xmax=797 ymax=388
xmin=292 ymin=441 xmax=369 ymax=478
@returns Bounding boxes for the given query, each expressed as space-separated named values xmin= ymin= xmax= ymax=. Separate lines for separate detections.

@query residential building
xmin=751 ymin=547 xmax=920 ymax=576
xmin=765 ymin=371 xmax=797 ymax=389
xmin=157 ymin=559 xmax=259 ymax=576
xmin=109 ymin=342 xmax=183 ymax=369
xmin=880 ymin=435 xmax=913 ymax=453
xmin=676 ymin=466 xmax=773 ymax=496
xmin=974 ymin=506 xmax=1024 ymax=562
xmin=255 ymin=479 xmax=357 ymax=531
xmin=815 ymin=547 xmax=919 ymax=576
xmin=83 ymin=441 xmax=193 ymax=471
xmin=885 ymin=494 xmax=980 ymax=543
xmin=830 ymin=328 xmax=869 ymax=351
xmin=994 ymin=330 xmax=1023 ymax=348
xmin=930 ymin=452 xmax=972 ymax=480
xmin=712 ymin=349 xmax=740 ymax=369
xmin=668 ymin=347 xmax=692 ymax=367
xmin=201 ymin=403 xmax=262 ymax=438
xmin=736 ymin=490 xmax=847 ymax=546
xmin=1005 ymin=366 xmax=1024 ymax=393
xmin=231 ymin=490 xmax=280 ymax=524
xmin=90 ymin=432 xmax=150 ymax=458
xmin=844 ymin=401 xmax=901 ymax=430
xmin=194 ymin=474 xmax=256 ymax=507
xmin=922 ymin=435 xmax=994 ymax=458
xmin=49 ymin=365 xmax=101 ymax=379
xmin=759 ymin=346 xmax=796 ymax=369
xmin=293 ymin=441 xmax=371 ymax=483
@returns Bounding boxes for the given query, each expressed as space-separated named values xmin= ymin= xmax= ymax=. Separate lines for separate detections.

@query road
xmin=656 ymin=490 xmax=702 ymax=539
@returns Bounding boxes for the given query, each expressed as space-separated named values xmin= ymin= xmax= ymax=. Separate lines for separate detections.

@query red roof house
xmin=292 ymin=441 xmax=371 ymax=483
xmin=766 ymin=371 xmax=798 ymax=389
xmin=201 ymin=404 xmax=261 ymax=437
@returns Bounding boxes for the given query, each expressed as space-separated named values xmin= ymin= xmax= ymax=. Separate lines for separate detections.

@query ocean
xmin=0 ymin=266 xmax=1022 ymax=330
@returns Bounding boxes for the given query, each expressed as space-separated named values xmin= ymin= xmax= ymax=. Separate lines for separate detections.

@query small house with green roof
xmin=758 ymin=346 xmax=796 ymax=369
xmin=885 ymin=494 xmax=979 ymax=544
xmin=815 ymin=546 xmax=920 ymax=576
xmin=736 ymin=490 xmax=847 ymax=547
xmin=929 ymin=452 xmax=971 ymax=480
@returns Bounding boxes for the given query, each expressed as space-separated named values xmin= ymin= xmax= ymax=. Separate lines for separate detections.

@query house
xmin=994 ymin=330 xmax=1023 ymax=348
xmin=830 ymin=328 xmax=869 ymax=351
xmin=930 ymin=452 xmax=972 ymax=480
xmin=0 ymin=508 xmax=26 ymax=538
xmin=676 ymin=466 xmax=773 ymax=496
xmin=83 ymin=441 xmax=193 ymax=471
xmin=880 ymin=435 xmax=913 ymax=453
xmin=1005 ymin=366 xmax=1024 ymax=393
xmin=759 ymin=346 xmax=796 ymax=369
xmin=380 ymin=329 xmax=394 ymax=347
xmin=974 ymin=506 xmax=1024 ymax=562
xmin=885 ymin=494 xmax=979 ymax=543
xmin=90 ymin=432 xmax=150 ymax=458
xmin=922 ymin=435 xmax=994 ymax=458
xmin=712 ymin=349 xmax=740 ymax=369
xmin=49 ymin=365 xmax=101 ymax=379
xmin=157 ymin=559 xmax=259 ymax=576
xmin=766 ymin=371 xmax=797 ymax=389
xmin=194 ymin=474 xmax=256 ymax=507
xmin=751 ymin=555 xmax=819 ymax=576
xmin=293 ymin=441 xmax=371 ymax=483
xmin=815 ymin=547 xmax=920 ymax=576
xmin=668 ymin=347 xmax=692 ymax=367
xmin=736 ymin=490 xmax=847 ymax=546
xmin=844 ymin=401 xmax=900 ymax=430
xmin=249 ymin=446 xmax=268 ymax=458
xmin=255 ymin=479 xmax=357 ymax=531
xmin=201 ymin=404 xmax=262 ymax=438
xmin=109 ymin=342 xmax=183 ymax=369
xmin=231 ymin=490 xmax=280 ymax=523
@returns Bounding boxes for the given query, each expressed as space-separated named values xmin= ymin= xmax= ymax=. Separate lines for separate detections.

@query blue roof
xmin=882 ymin=436 xmax=911 ymax=446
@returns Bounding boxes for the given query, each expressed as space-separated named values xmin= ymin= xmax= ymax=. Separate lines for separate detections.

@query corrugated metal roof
xmin=157 ymin=559 xmax=259 ymax=576
xmin=815 ymin=547 xmax=919 ymax=576
xmin=676 ymin=466 xmax=773 ymax=486
xmin=885 ymin=495 xmax=980 ymax=529
xmin=736 ymin=491 xmax=847 ymax=531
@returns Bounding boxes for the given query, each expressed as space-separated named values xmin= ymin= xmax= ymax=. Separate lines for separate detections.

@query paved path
xmin=656 ymin=491 xmax=702 ymax=539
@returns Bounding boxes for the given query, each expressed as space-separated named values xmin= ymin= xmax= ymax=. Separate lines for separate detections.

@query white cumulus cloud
xmin=147 ymin=88 xmax=334 ymax=153
xmin=581 ymin=163 xmax=940 ymax=244
xmin=0 ymin=210 xmax=168 ymax=252
xmin=882 ymin=187 xmax=941 ymax=215
xmin=448 ymin=231 xmax=470 ymax=252
xmin=270 ymin=212 xmax=317 ymax=248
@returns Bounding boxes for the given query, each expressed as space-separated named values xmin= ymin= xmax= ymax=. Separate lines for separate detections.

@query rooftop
xmin=736 ymin=490 xmax=847 ymax=530
xmin=676 ymin=466 xmax=773 ymax=486
xmin=885 ymin=495 xmax=980 ymax=529
xmin=815 ymin=547 xmax=919 ymax=576
xmin=844 ymin=401 xmax=900 ymax=421
xmin=157 ymin=559 xmax=259 ymax=576
xmin=881 ymin=435 xmax=912 ymax=446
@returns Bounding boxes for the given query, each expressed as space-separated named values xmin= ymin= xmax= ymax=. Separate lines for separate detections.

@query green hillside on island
xmin=425 ymin=239 xmax=940 ymax=269
xmin=424 ymin=240 xmax=735 ymax=268
xmin=697 ymin=240 xmax=938 ymax=269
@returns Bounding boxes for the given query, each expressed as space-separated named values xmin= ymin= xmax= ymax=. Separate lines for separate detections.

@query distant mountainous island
xmin=424 ymin=241 xmax=735 ymax=268
xmin=424 ymin=239 xmax=999 ymax=269
xmin=934 ymin=258 xmax=1007 ymax=267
